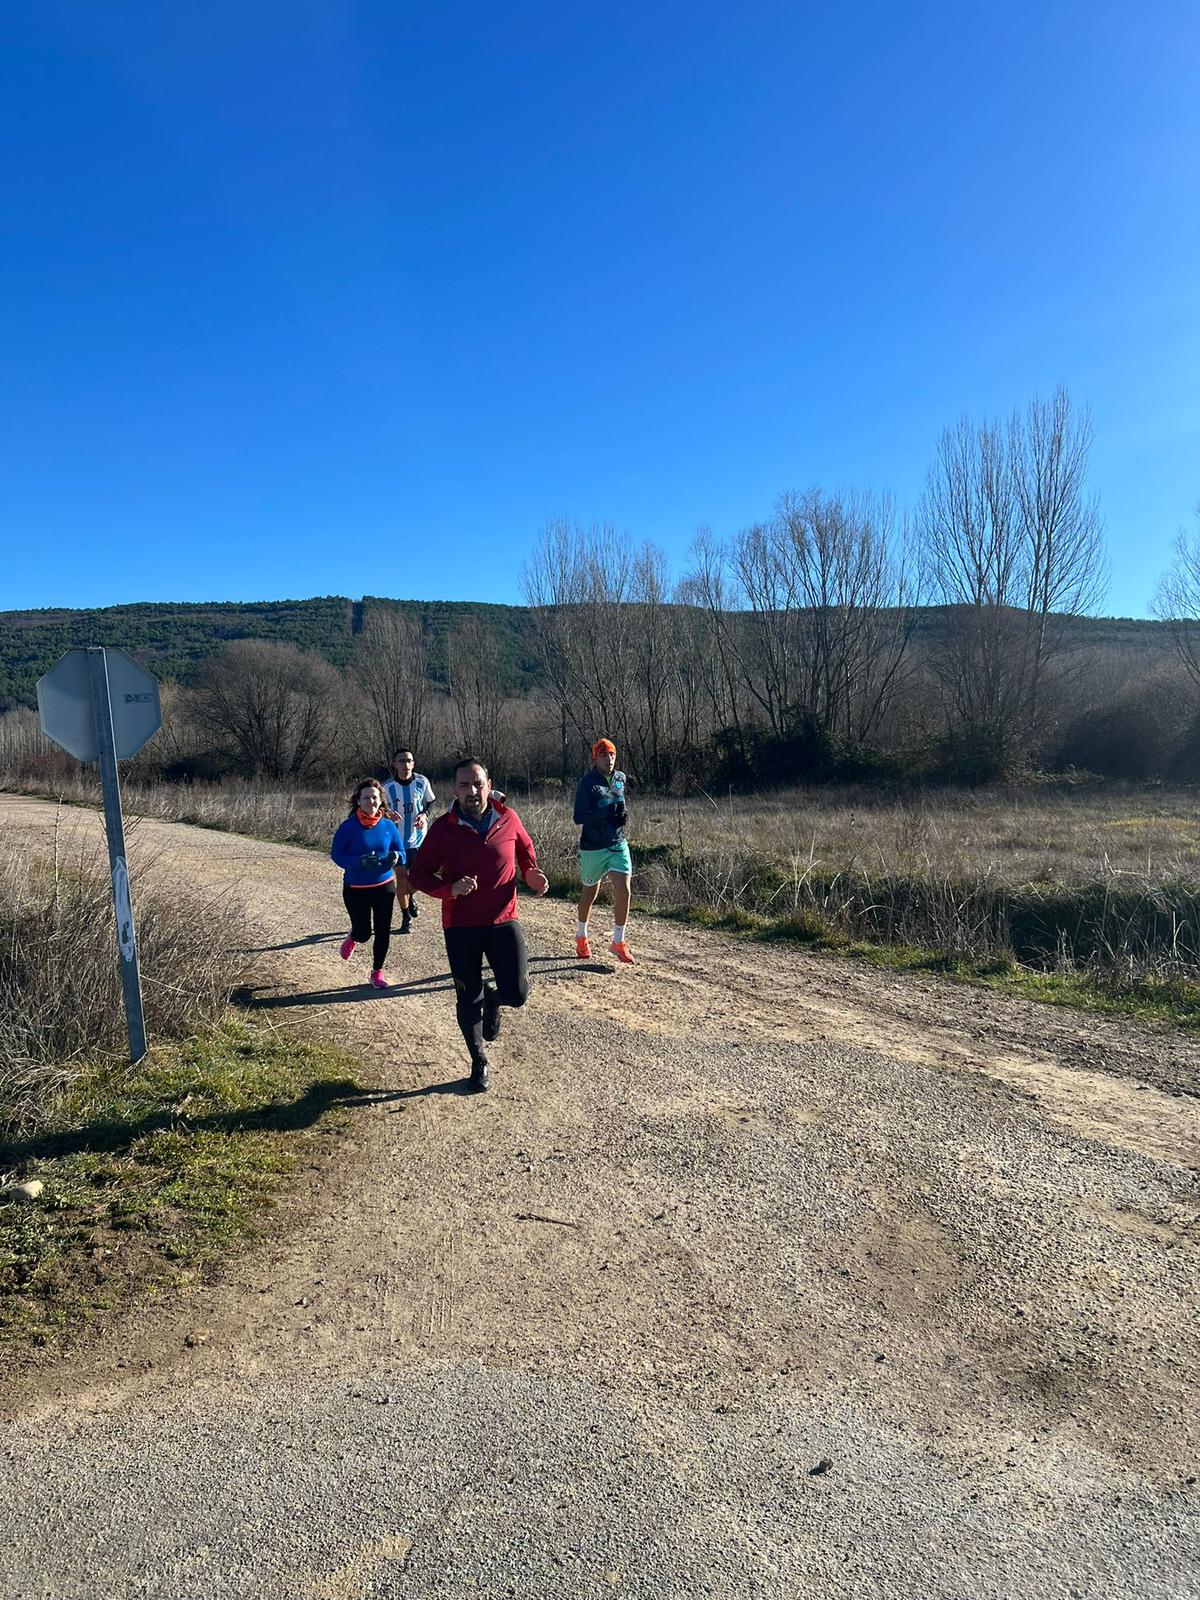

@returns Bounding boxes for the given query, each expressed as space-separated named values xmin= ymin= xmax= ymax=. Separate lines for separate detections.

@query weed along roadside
xmin=540 ymin=852 xmax=1200 ymax=1035
xmin=7 ymin=775 xmax=1200 ymax=1032
xmin=0 ymin=831 xmax=363 ymax=1363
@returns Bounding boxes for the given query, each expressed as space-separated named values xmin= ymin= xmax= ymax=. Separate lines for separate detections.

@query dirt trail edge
xmin=1 ymin=795 xmax=1197 ymax=1600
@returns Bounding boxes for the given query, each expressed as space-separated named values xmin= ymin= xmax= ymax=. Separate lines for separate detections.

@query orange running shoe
xmin=610 ymin=940 xmax=634 ymax=965
xmin=576 ymin=934 xmax=592 ymax=960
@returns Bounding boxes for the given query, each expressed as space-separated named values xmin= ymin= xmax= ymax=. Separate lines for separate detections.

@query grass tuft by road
xmin=10 ymin=779 xmax=1200 ymax=1035
xmin=539 ymin=870 xmax=1200 ymax=1032
xmin=0 ymin=1018 xmax=363 ymax=1356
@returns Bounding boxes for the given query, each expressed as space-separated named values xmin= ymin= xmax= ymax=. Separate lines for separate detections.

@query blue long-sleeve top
xmin=331 ymin=813 xmax=406 ymax=888
xmin=573 ymin=769 xmax=626 ymax=851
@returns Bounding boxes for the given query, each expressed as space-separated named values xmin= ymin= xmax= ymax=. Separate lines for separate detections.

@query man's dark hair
xmin=391 ymin=747 xmax=413 ymax=761
xmin=454 ymin=755 xmax=489 ymax=779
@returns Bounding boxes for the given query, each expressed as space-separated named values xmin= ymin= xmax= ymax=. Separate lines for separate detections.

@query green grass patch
xmin=638 ymin=900 xmax=1200 ymax=1033
xmin=0 ymin=1016 xmax=365 ymax=1354
xmin=531 ymin=852 xmax=1200 ymax=1029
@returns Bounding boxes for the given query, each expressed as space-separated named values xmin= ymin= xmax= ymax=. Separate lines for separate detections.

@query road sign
xmin=36 ymin=647 xmax=161 ymax=762
xmin=36 ymin=647 xmax=160 ymax=1064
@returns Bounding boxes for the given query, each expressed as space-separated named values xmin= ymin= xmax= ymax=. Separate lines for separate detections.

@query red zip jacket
xmin=408 ymin=799 xmax=538 ymax=929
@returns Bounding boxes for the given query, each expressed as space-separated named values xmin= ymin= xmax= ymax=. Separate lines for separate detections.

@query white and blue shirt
xmin=384 ymin=773 xmax=437 ymax=851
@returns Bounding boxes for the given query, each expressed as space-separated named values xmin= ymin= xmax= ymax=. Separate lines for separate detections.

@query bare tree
xmin=624 ymin=541 xmax=677 ymax=786
xmin=444 ymin=617 xmax=508 ymax=768
xmin=920 ymin=387 xmax=1107 ymax=771
xmin=677 ymin=529 xmax=750 ymax=762
xmin=525 ymin=519 xmax=713 ymax=783
xmin=571 ymin=528 xmax=641 ymax=752
xmin=189 ymin=640 xmax=342 ymax=778
xmin=774 ymin=487 xmax=919 ymax=746
xmin=1153 ymin=501 xmax=1200 ymax=688
xmin=1014 ymin=387 xmax=1108 ymax=722
xmin=522 ymin=520 xmax=637 ymax=767
xmin=696 ymin=489 xmax=919 ymax=756
xmin=920 ymin=415 xmax=1028 ymax=764
xmin=521 ymin=518 xmax=591 ymax=776
xmin=353 ymin=609 xmax=430 ymax=764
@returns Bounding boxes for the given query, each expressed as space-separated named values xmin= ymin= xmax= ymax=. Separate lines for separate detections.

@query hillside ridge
xmin=0 ymin=594 xmax=1169 ymax=710
xmin=0 ymin=595 xmax=538 ymax=708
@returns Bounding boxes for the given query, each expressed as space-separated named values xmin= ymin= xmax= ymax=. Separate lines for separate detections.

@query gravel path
xmin=1 ymin=795 xmax=1197 ymax=1599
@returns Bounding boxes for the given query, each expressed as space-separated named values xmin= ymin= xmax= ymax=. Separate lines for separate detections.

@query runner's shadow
xmin=235 ymin=977 xmax=456 ymax=1009
xmin=3 ymin=1077 xmax=373 ymax=1164
xmin=527 ymin=957 xmax=613 ymax=978
xmin=385 ymin=973 xmax=457 ymax=995
xmin=237 ymin=984 xmax=380 ymax=1009
xmin=373 ymin=1079 xmax=474 ymax=1100
xmin=242 ymin=931 xmax=344 ymax=953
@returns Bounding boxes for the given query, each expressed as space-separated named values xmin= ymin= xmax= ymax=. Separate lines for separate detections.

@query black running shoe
xmin=482 ymin=983 xmax=502 ymax=1043
xmin=469 ymin=1054 xmax=490 ymax=1093
xmin=398 ymin=914 xmax=412 ymax=935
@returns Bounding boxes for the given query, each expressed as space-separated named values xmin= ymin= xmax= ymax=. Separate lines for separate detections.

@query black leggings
xmin=444 ymin=922 xmax=529 ymax=1058
xmin=343 ymin=883 xmax=396 ymax=970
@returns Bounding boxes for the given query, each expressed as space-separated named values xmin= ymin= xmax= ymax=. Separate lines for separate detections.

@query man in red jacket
xmin=408 ymin=756 xmax=549 ymax=1091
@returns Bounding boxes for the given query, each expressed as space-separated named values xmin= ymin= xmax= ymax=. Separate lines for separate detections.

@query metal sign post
xmin=37 ymin=646 xmax=162 ymax=1066
xmin=87 ymin=647 xmax=148 ymax=1064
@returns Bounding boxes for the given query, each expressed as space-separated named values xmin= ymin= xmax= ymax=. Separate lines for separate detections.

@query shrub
xmin=0 ymin=825 xmax=246 ymax=1132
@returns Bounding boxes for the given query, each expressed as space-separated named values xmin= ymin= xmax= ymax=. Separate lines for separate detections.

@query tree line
xmin=2 ymin=385 xmax=1196 ymax=791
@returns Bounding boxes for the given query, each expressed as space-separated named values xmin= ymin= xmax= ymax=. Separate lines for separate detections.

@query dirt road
xmin=1 ymin=795 xmax=1197 ymax=1598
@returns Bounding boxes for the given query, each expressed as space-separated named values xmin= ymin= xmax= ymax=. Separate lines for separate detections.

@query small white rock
xmin=9 ymin=1180 xmax=45 ymax=1202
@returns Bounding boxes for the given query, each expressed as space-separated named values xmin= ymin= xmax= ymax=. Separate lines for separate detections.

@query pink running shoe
xmin=369 ymin=969 xmax=389 ymax=989
xmin=339 ymin=936 xmax=357 ymax=961
xmin=610 ymin=940 xmax=634 ymax=965
xmin=576 ymin=934 xmax=592 ymax=960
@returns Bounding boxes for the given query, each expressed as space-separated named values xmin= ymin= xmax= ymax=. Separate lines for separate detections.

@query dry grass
xmin=10 ymin=774 xmax=1200 ymax=992
xmin=0 ymin=809 xmax=362 ymax=1355
xmin=0 ymin=810 xmax=247 ymax=1132
xmin=521 ymin=783 xmax=1200 ymax=989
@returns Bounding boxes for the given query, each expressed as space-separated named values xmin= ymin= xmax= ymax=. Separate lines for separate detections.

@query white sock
xmin=613 ymin=924 xmax=626 ymax=943
xmin=577 ymin=921 xmax=589 ymax=938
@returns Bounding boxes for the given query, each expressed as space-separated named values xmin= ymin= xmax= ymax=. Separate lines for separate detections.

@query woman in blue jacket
xmin=331 ymin=778 xmax=407 ymax=989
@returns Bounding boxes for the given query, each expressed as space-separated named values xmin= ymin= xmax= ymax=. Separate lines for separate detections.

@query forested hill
xmin=0 ymin=595 xmax=538 ymax=710
xmin=0 ymin=593 xmax=1168 ymax=710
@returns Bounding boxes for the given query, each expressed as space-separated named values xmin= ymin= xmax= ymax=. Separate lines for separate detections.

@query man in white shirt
xmin=383 ymin=746 xmax=437 ymax=935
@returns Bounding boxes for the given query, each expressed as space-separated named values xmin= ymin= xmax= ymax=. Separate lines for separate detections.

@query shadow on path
xmin=373 ymin=1078 xmax=474 ymax=1101
xmin=235 ymin=957 xmax=610 ymax=1012
xmin=2 ymin=1077 xmax=374 ymax=1166
xmin=528 ymin=958 xmax=614 ymax=978
xmin=2 ymin=1072 xmax=486 ymax=1165
xmin=235 ymin=977 xmax=456 ymax=1009
xmin=242 ymin=931 xmax=344 ymax=954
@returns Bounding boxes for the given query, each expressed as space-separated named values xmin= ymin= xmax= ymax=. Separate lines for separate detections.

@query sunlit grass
xmin=10 ymin=773 xmax=1200 ymax=1025
xmin=0 ymin=1018 xmax=362 ymax=1353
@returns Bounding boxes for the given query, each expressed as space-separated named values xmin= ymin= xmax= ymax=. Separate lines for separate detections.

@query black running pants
xmin=343 ymin=882 xmax=396 ymax=970
xmin=443 ymin=921 xmax=528 ymax=1058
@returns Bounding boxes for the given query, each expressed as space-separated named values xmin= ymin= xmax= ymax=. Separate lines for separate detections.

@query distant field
xmin=9 ymin=775 xmax=1199 ymax=1017
xmin=528 ymin=783 xmax=1200 ymax=993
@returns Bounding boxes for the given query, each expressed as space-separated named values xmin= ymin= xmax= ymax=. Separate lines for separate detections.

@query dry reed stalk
xmin=0 ymin=830 xmax=247 ymax=1133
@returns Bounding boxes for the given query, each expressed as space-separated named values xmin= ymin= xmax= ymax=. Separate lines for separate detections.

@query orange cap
xmin=592 ymin=738 xmax=616 ymax=759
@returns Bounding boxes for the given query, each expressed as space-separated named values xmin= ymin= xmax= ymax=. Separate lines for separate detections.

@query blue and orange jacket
xmin=574 ymin=769 xmax=625 ymax=850
xmin=331 ymin=812 xmax=406 ymax=888
xmin=408 ymin=799 xmax=537 ymax=928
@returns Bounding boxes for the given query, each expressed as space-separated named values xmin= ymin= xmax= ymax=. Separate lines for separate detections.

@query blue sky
xmin=2 ymin=2 xmax=1196 ymax=617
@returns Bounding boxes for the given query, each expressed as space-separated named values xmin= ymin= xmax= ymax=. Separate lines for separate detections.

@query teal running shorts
xmin=579 ymin=841 xmax=633 ymax=885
